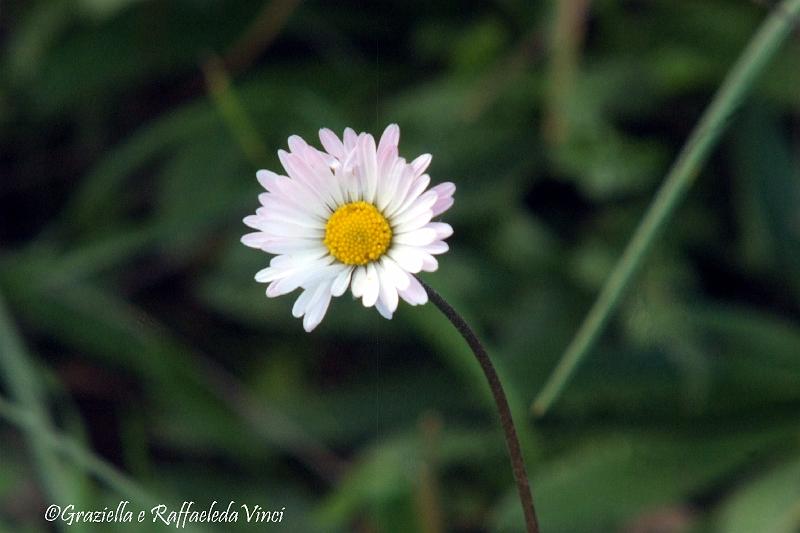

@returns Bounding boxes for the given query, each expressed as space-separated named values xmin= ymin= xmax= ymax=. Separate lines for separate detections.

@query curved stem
xmin=418 ymin=278 xmax=539 ymax=533
xmin=532 ymin=0 xmax=800 ymax=417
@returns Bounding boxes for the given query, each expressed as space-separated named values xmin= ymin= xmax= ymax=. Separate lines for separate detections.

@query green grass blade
xmin=533 ymin=0 xmax=800 ymax=416
xmin=0 ymin=292 xmax=76 ymax=531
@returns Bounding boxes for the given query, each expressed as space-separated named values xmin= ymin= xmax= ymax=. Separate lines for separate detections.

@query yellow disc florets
xmin=323 ymin=201 xmax=392 ymax=265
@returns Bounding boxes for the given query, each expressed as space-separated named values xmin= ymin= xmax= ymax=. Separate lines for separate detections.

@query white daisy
xmin=241 ymin=124 xmax=455 ymax=331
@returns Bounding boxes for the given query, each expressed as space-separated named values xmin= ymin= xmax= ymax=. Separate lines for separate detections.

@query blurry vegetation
xmin=1 ymin=1 xmax=800 ymax=532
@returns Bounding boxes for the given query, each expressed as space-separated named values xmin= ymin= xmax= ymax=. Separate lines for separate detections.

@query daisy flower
xmin=241 ymin=124 xmax=455 ymax=331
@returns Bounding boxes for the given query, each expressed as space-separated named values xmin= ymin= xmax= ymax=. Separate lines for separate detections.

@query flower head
xmin=242 ymin=124 xmax=455 ymax=331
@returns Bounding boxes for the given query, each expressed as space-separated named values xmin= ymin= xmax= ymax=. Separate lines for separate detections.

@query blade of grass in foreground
xmin=533 ymin=0 xmax=800 ymax=416
xmin=0 ymin=291 xmax=76 ymax=531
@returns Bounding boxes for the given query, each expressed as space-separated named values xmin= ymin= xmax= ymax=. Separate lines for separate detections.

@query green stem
xmin=419 ymin=279 xmax=540 ymax=533
xmin=533 ymin=0 xmax=800 ymax=416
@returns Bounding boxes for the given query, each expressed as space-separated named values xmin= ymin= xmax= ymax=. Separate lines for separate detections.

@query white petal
xmin=303 ymin=281 xmax=333 ymax=332
xmin=390 ymin=189 xmax=437 ymax=226
xmin=376 ymin=157 xmax=406 ymax=212
xmin=362 ymin=262 xmax=380 ymax=307
xmin=257 ymin=222 xmax=324 ymax=239
xmin=420 ymin=254 xmax=438 ymax=272
xmin=379 ymin=256 xmax=411 ymax=290
xmin=393 ymin=212 xmax=434 ymax=234
xmin=258 ymin=198 xmax=327 ymax=227
xmin=261 ymin=239 xmax=326 ymax=255
xmin=374 ymin=297 xmax=394 ymax=320
xmin=376 ymin=262 xmax=399 ymax=314
xmin=266 ymin=261 xmax=335 ymax=297
xmin=269 ymin=248 xmax=328 ymax=267
xmin=388 ymin=246 xmax=425 ymax=273
xmin=292 ymin=286 xmax=315 ymax=317
xmin=422 ymin=240 xmax=449 ymax=254
xmin=427 ymin=222 xmax=453 ymax=239
xmin=351 ymin=266 xmax=368 ymax=298
xmin=331 ymin=266 xmax=354 ymax=297
xmin=398 ymin=275 xmax=428 ymax=305
xmin=384 ymin=165 xmax=416 ymax=216
xmin=243 ymin=215 xmax=263 ymax=230
xmin=386 ymin=174 xmax=431 ymax=219
xmin=255 ymin=265 xmax=293 ymax=283
xmin=241 ymin=232 xmax=270 ymax=249
xmin=358 ymin=134 xmax=378 ymax=204
xmin=392 ymin=227 xmax=437 ymax=246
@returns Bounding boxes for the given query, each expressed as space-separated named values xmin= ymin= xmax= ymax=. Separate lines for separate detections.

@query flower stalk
xmin=418 ymin=278 xmax=540 ymax=533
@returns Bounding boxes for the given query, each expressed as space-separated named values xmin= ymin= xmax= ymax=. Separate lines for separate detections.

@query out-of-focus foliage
xmin=1 ymin=1 xmax=799 ymax=532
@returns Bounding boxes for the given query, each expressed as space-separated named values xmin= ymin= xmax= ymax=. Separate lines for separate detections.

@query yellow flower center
xmin=323 ymin=201 xmax=392 ymax=265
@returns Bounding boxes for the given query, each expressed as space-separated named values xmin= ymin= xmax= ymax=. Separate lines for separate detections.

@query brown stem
xmin=417 ymin=278 xmax=540 ymax=533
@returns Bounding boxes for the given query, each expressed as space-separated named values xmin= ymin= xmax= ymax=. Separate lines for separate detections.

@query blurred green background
xmin=1 ymin=0 xmax=800 ymax=532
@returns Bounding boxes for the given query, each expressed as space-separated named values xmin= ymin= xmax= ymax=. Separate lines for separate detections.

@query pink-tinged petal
xmin=256 ymin=169 xmax=286 ymax=192
xmin=287 ymin=135 xmax=308 ymax=154
xmin=279 ymin=150 xmax=327 ymax=195
xmin=260 ymin=177 xmax=330 ymax=220
xmin=377 ymin=123 xmax=400 ymax=176
xmin=410 ymin=153 xmax=432 ymax=177
xmin=343 ymin=128 xmax=358 ymax=153
xmin=431 ymin=181 xmax=455 ymax=199
xmin=432 ymin=197 xmax=454 ymax=217
xmin=319 ymin=128 xmax=345 ymax=159
xmin=398 ymin=275 xmax=428 ymax=305
xmin=377 ymin=123 xmax=400 ymax=153
xmin=362 ymin=262 xmax=380 ymax=307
